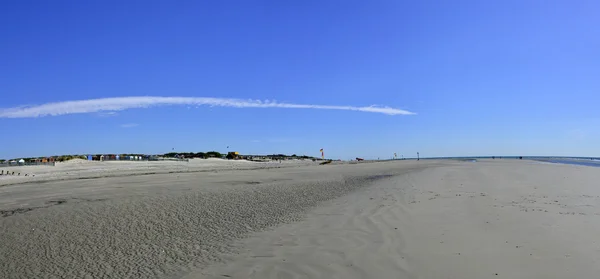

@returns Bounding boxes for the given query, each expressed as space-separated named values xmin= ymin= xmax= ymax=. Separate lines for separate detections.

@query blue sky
xmin=1 ymin=0 xmax=599 ymax=160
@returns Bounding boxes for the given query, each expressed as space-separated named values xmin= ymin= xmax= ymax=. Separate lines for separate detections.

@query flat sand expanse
xmin=1 ymin=160 xmax=600 ymax=278
xmin=0 ymin=158 xmax=315 ymax=187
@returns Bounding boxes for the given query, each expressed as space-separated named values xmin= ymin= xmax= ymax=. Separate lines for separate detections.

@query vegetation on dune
xmin=3 ymin=152 xmax=318 ymax=162
xmin=162 ymin=151 xmax=223 ymax=159
xmin=161 ymin=151 xmax=316 ymax=160
xmin=206 ymin=151 xmax=222 ymax=158
xmin=297 ymin=155 xmax=313 ymax=159
xmin=1 ymin=155 xmax=87 ymax=163
xmin=264 ymin=154 xmax=313 ymax=160
xmin=56 ymin=155 xmax=87 ymax=162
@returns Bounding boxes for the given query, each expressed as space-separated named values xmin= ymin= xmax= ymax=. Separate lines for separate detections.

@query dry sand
xmin=0 ymin=158 xmax=315 ymax=187
xmin=1 ymin=159 xmax=600 ymax=278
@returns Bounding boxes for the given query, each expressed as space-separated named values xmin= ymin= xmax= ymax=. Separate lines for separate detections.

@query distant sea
xmin=430 ymin=156 xmax=600 ymax=168
xmin=534 ymin=158 xmax=600 ymax=168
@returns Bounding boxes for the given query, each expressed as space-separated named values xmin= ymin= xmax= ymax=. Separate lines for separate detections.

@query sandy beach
xmin=1 ymin=159 xmax=599 ymax=278
xmin=0 ymin=158 xmax=316 ymax=187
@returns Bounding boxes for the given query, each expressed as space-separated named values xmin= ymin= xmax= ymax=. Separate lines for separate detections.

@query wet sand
xmin=1 ymin=160 xmax=599 ymax=278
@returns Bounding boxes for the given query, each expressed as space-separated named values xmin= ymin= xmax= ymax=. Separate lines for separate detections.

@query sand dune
xmin=2 ymin=160 xmax=600 ymax=278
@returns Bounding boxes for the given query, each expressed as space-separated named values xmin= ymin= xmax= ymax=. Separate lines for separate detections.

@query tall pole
xmin=417 ymin=152 xmax=420 ymax=161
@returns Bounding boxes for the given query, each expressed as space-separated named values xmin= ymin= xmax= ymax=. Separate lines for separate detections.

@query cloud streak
xmin=97 ymin=111 xmax=118 ymax=117
xmin=0 ymin=96 xmax=415 ymax=118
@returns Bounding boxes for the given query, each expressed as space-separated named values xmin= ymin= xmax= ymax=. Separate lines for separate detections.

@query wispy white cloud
xmin=120 ymin=123 xmax=139 ymax=128
xmin=0 ymin=96 xmax=415 ymax=118
xmin=97 ymin=111 xmax=118 ymax=117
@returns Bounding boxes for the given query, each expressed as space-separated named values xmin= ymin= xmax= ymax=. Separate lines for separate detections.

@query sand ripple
xmin=0 ymin=174 xmax=386 ymax=278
